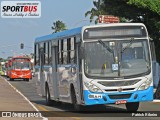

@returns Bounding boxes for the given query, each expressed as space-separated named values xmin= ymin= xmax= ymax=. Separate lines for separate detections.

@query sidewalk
xmin=0 ymin=76 xmax=45 ymax=120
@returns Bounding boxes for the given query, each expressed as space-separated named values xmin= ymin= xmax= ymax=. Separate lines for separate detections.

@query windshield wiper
xmin=121 ymin=38 xmax=134 ymax=53
xmin=98 ymin=40 xmax=116 ymax=63
xmin=98 ymin=40 xmax=113 ymax=54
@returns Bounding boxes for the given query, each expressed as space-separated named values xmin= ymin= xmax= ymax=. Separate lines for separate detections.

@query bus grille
xmin=98 ymin=79 xmax=141 ymax=87
xmin=108 ymin=94 xmax=132 ymax=99
xmin=105 ymin=88 xmax=135 ymax=92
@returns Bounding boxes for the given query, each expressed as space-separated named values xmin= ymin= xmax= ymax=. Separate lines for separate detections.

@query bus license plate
xmin=115 ymin=100 xmax=127 ymax=105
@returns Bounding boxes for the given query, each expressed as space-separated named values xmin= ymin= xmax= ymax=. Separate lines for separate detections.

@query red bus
xmin=7 ymin=56 xmax=32 ymax=81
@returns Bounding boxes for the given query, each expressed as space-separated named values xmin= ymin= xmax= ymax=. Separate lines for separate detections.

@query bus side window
xmin=63 ymin=39 xmax=68 ymax=64
xmin=44 ymin=42 xmax=49 ymax=65
xmin=43 ymin=42 xmax=46 ymax=65
xmin=67 ymin=38 xmax=71 ymax=63
xmin=39 ymin=42 xmax=45 ymax=66
xmin=34 ymin=44 xmax=39 ymax=65
xmin=40 ymin=48 xmax=45 ymax=66
xmin=70 ymin=37 xmax=76 ymax=64
xmin=65 ymin=37 xmax=76 ymax=64
xmin=48 ymin=41 xmax=52 ymax=65
xmin=58 ymin=40 xmax=62 ymax=64
xmin=57 ymin=37 xmax=76 ymax=65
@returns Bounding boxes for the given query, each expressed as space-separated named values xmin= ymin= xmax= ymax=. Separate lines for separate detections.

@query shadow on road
xmin=33 ymin=99 xmax=127 ymax=112
xmin=4 ymin=76 xmax=133 ymax=117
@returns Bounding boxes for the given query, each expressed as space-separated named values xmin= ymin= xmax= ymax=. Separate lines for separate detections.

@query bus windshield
xmin=12 ymin=61 xmax=31 ymax=70
xmin=84 ymin=39 xmax=150 ymax=78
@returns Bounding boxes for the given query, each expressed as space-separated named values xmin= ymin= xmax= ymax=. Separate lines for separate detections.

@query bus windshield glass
xmin=12 ymin=61 xmax=31 ymax=70
xmin=84 ymin=39 xmax=150 ymax=78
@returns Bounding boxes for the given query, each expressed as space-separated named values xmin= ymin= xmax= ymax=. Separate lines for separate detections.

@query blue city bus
xmin=34 ymin=23 xmax=153 ymax=111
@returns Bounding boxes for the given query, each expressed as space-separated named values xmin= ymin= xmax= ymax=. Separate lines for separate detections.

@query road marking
xmin=153 ymin=99 xmax=160 ymax=103
xmin=36 ymin=105 xmax=80 ymax=120
xmin=37 ymin=105 xmax=49 ymax=111
xmin=71 ymin=117 xmax=81 ymax=120
xmin=1 ymin=76 xmax=81 ymax=120
xmin=36 ymin=104 xmax=81 ymax=120
xmin=1 ymin=76 xmax=48 ymax=120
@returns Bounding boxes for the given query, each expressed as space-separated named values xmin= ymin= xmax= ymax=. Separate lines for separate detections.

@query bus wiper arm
xmin=98 ymin=40 xmax=113 ymax=53
xmin=121 ymin=38 xmax=134 ymax=53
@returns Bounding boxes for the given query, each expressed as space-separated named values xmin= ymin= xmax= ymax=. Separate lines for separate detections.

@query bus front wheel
xmin=71 ymin=87 xmax=83 ymax=111
xmin=10 ymin=78 xmax=14 ymax=81
xmin=25 ymin=79 xmax=29 ymax=82
xmin=125 ymin=102 xmax=139 ymax=112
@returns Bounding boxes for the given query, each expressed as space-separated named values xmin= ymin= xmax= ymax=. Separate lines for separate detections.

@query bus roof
xmin=35 ymin=23 xmax=146 ymax=43
xmin=35 ymin=27 xmax=82 ymax=43
xmin=11 ymin=56 xmax=30 ymax=61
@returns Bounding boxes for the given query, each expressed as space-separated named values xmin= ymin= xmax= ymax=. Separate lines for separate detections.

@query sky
xmin=0 ymin=0 xmax=94 ymax=59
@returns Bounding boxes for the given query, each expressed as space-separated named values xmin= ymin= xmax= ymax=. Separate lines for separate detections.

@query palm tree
xmin=85 ymin=0 xmax=106 ymax=24
xmin=51 ymin=20 xmax=67 ymax=33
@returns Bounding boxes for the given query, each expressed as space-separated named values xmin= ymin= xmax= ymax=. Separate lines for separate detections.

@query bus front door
xmin=51 ymin=46 xmax=59 ymax=100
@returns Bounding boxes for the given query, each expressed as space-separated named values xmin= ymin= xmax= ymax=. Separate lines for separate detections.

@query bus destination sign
xmin=99 ymin=15 xmax=120 ymax=23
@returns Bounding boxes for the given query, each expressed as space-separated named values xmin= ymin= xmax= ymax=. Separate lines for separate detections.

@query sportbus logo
xmin=1 ymin=1 xmax=41 ymax=18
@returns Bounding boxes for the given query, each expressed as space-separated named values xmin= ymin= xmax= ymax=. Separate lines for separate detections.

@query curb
xmin=0 ymin=76 xmax=48 ymax=120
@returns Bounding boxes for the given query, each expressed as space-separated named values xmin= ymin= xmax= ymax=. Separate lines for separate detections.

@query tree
xmin=103 ymin=0 xmax=160 ymax=62
xmin=86 ymin=0 xmax=160 ymax=61
xmin=51 ymin=20 xmax=67 ymax=33
xmin=128 ymin=0 xmax=160 ymax=15
xmin=85 ymin=0 xmax=106 ymax=24
xmin=126 ymin=0 xmax=160 ymax=99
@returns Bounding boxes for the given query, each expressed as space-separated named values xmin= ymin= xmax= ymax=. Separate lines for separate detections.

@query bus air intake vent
xmin=105 ymin=88 xmax=134 ymax=92
xmin=108 ymin=94 xmax=132 ymax=99
xmin=98 ymin=79 xmax=141 ymax=87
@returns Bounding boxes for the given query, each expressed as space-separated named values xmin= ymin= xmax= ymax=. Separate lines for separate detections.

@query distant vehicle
xmin=35 ymin=23 xmax=153 ymax=111
xmin=5 ymin=60 xmax=10 ymax=78
xmin=7 ymin=56 xmax=32 ymax=81
xmin=0 ymin=62 xmax=6 ymax=76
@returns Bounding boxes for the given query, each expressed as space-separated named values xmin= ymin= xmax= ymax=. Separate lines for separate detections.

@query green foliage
xmin=103 ymin=0 xmax=160 ymax=62
xmin=51 ymin=20 xmax=67 ymax=33
xmin=128 ymin=0 xmax=160 ymax=62
xmin=128 ymin=0 xmax=160 ymax=15
xmin=85 ymin=0 xmax=106 ymax=24
xmin=85 ymin=0 xmax=160 ymax=62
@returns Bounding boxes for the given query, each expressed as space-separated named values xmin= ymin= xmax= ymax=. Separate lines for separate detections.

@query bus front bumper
xmin=83 ymin=86 xmax=153 ymax=105
xmin=11 ymin=72 xmax=32 ymax=79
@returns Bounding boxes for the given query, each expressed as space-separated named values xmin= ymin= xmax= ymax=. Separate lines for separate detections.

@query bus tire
xmin=125 ymin=102 xmax=139 ymax=112
xmin=45 ymin=84 xmax=52 ymax=106
xmin=71 ymin=87 xmax=82 ymax=111
xmin=10 ymin=78 xmax=14 ymax=81
xmin=25 ymin=79 xmax=29 ymax=82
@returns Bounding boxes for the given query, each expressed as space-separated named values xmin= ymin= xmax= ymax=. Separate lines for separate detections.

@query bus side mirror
xmin=149 ymin=37 xmax=153 ymax=42
xmin=79 ymin=47 xmax=85 ymax=59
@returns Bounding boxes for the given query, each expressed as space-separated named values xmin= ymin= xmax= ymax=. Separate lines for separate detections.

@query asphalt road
xmin=3 ymin=76 xmax=160 ymax=120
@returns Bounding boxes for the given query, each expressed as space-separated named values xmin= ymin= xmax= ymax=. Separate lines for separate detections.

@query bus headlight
xmin=84 ymin=82 xmax=102 ymax=93
xmin=138 ymin=79 xmax=152 ymax=90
